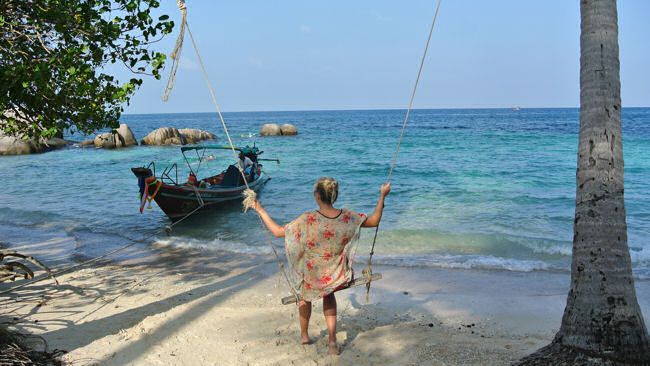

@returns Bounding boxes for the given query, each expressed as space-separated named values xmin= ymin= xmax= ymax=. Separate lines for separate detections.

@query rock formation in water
xmin=280 ymin=124 xmax=298 ymax=135
xmin=94 ymin=124 xmax=138 ymax=149
xmin=260 ymin=123 xmax=282 ymax=136
xmin=140 ymin=127 xmax=216 ymax=146
xmin=178 ymin=128 xmax=217 ymax=144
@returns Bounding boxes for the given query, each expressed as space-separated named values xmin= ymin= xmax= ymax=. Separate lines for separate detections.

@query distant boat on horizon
xmin=510 ymin=106 xmax=522 ymax=111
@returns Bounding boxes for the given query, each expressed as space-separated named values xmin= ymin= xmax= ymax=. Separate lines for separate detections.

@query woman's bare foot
xmin=300 ymin=336 xmax=312 ymax=345
xmin=328 ymin=342 xmax=339 ymax=355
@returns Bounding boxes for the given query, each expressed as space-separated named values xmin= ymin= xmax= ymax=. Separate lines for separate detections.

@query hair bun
xmin=314 ymin=177 xmax=339 ymax=205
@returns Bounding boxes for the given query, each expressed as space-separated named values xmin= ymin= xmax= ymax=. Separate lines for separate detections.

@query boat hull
xmin=132 ymin=168 xmax=270 ymax=222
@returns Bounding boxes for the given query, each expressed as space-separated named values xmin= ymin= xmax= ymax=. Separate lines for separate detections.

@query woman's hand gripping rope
xmin=242 ymin=188 xmax=257 ymax=213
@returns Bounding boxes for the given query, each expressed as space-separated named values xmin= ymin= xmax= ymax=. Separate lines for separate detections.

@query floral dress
xmin=284 ymin=209 xmax=367 ymax=302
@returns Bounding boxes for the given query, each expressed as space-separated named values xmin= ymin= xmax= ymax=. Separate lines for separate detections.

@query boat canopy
xmin=180 ymin=145 xmax=260 ymax=155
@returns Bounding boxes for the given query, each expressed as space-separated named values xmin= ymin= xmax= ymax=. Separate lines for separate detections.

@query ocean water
xmin=0 ymin=108 xmax=648 ymax=278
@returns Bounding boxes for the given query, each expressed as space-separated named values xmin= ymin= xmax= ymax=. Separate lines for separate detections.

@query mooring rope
xmin=0 ymin=199 xmax=207 ymax=296
xmin=365 ymin=0 xmax=442 ymax=302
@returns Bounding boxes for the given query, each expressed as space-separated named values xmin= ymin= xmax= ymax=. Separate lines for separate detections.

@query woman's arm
xmin=251 ymin=200 xmax=286 ymax=237
xmin=362 ymin=182 xmax=391 ymax=227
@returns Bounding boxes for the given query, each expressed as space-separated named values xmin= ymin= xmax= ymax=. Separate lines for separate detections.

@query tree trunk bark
xmin=518 ymin=0 xmax=650 ymax=364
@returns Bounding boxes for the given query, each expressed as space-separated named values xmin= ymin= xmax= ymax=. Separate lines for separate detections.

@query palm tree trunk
xmin=518 ymin=0 xmax=649 ymax=364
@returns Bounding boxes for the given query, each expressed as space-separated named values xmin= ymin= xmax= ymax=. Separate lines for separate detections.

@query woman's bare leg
xmin=298 ymin=300 xmax=312 ymax=344
xmin=322 ymin=293 xmax=338 ymax=355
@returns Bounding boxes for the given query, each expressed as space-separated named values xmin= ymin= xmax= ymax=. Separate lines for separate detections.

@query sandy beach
xmin=2 ymin=239 xmax=647 ymax=366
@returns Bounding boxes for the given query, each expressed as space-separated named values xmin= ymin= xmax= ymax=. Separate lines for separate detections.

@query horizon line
xmin=121 ymin=105 xmax=649 ymax=116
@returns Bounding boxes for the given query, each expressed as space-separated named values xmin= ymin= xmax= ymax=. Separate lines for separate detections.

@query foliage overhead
xmin=0 ymin=0 xmax=174 ymax=139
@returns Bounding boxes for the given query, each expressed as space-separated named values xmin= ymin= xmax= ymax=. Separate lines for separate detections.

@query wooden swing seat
xmin=281 ymin=273 xmax=382 ymax=305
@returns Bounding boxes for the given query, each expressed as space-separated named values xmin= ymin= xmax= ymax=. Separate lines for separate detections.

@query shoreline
xmin=2 ymin=239 xmax=648 ymax=365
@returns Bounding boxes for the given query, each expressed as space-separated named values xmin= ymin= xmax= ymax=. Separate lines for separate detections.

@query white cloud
xmin=179 ymin=56 xmax=200 ymax=71
xmin=299 ymin=25 xmax=311 ymax=33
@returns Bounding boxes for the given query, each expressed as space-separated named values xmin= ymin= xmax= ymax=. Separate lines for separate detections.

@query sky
xmin=117 ymin=0 xmax=650 ymax=114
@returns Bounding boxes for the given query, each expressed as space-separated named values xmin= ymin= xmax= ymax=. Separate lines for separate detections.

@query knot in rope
xmin=242 ymin=189 xmax=257 ymax=213
xmin=163 ymin=0 xmax=187 ymax=101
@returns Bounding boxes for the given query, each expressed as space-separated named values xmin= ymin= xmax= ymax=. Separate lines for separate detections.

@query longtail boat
xmin=131 ymin=145 xmax=274 ymax=222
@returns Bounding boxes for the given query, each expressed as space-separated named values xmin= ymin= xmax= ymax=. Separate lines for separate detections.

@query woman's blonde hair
xmin=314 ymin=177 xmax=338 ymax=205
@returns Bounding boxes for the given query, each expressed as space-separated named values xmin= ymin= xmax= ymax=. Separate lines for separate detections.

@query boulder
xmin=260 ymin=123 xmax=282 ymax=136
xmin=116 ymin=124 xmax=138 ymax=147
xmin=0 ymin=111 xmax=71 ymax=155
xmin=140 ymin=127 xmax=187 ymax=146
xmin=0 ymin=134 xmax=37 ymax=155
xmin=94 ymin=124 xmax=138 ymax=149
xmin=280 ymin=124 xmax=298 ymax=135
xmin=80 ymin=139 xmax=95 ymax=146
xmin=0 ymin=134 xmax=71 ymax=155
xmin=178 ymin=128 xmax=217 ymax=144
xmin=44 ymin=137 xmax=69 ymax=150
xmin=94 ymin=132 xmax=117 ymax=149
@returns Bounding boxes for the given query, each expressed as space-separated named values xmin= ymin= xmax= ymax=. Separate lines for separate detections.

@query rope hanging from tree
xmin=162 ymin=0 xmax=187 ymax=102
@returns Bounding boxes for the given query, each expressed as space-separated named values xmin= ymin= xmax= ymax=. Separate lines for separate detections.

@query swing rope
xmin=364 ymin=0 xmax=442 ymax=302
xmin=166 ymin=1 xmax=301 ymax=304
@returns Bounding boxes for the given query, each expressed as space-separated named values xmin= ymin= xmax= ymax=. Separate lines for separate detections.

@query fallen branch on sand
xmin=0 ymin=250 xmax=58 ymax=285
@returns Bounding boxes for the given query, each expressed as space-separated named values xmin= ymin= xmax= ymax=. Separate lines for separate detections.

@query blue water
xmin=0 ymin=108 xmax=648 ymax=278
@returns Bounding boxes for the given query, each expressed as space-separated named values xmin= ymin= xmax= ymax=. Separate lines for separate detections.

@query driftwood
xmin=281 ymin=273 xmax=382 ymax=305
xmin=0 ymin=250 xmax=59 ymax=285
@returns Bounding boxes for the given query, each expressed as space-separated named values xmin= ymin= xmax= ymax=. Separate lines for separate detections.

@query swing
xmin=164 ymin=0 xmax=442 ymax=305
xmin=281 ymin=273 xmax=383 ymax=305
xmin=279 ymin=0 xmax=442 ymax=305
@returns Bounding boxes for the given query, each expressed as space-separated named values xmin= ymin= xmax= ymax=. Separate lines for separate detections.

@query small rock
xmin=505 ymin=345 xmax=512 ymax=349
xmin=403 ymin=291 xmax=409 ymax=295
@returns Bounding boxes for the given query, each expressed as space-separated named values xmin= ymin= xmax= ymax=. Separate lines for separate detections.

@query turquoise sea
xmin=0 ymin=108 xmax=648 ymax=278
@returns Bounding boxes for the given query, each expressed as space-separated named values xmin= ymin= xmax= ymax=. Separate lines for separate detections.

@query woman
xmin=252 ymin=177 xmax=390 ymax=355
